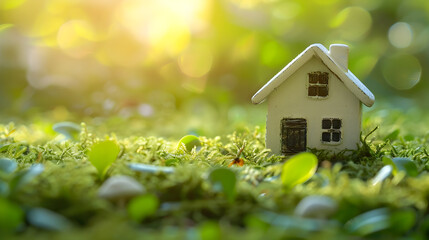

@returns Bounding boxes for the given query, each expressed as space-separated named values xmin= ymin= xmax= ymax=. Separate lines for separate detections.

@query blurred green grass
xmin=0 ymin=106 xmax=429 ymax=239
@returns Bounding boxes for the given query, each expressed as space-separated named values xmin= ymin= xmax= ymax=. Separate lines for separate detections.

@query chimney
xmin=329 ymin=44 xmax=349 ymax=70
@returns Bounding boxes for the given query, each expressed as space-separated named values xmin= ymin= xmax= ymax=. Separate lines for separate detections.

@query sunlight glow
xmin=0 ymin=0 xmax=26 ymax=10
xmin=179 ymin=44 xmax=213 ymax=78
xmin=57 ymin=20 xmax=95 ymax=58
xmin=117 ymin=0 xmax=206 ymax=57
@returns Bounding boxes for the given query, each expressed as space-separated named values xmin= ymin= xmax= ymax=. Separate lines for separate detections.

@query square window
xmin=322 ymin=119 xmax=342 ymax=144
xmin=332 ymin=132 xmax=341 ymax=142
xmin=308 ymin=86 xmax=317 ymax=96
xmin=322 ymin=132 xmax=331 ymax=142
xmin=319 ymin=73 xmax=329 ymax=84
xmin=322 ymin=119 xmax=331 ymax=129
xmin=318 ymin=86 xmax=328 ymax=97
xmin=332 ymin=119 xmax=341 ymax=129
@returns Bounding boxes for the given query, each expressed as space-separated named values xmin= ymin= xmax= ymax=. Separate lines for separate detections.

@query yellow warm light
xmin=231 ymin=34 xmax=257 ymax=62
xmin=57 ymin=20 xmax=94 ymax=58
xmin=179 ymin=44 xmax=213 ymax=78
xmin=116 ymin=0 xmax=207 ymax=57
xmin=28 ymin=14 xmax=64 ymax=37
xmin=230 ymin=0 xmax=262 ymax=9
xmin=95 ymin=32 xmax=146 ymax=67
xmin=0 ymin=0 xmax=26 ymax=10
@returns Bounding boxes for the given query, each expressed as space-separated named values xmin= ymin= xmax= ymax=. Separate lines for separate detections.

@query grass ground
xmin=1 ymin=103 xmax=429 ymax=239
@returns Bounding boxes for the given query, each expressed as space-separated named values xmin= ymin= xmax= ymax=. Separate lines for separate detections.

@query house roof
xmin=251 ymin=44 xmax=375 ymax=107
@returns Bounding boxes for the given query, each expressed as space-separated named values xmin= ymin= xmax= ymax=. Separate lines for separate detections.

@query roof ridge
xmin=251 ymin=44 xmax=375 ymax=107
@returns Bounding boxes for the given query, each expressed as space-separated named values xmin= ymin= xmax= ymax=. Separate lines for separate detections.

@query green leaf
xmin=345 ymin=208 xmax=390 ymax=236
xmin=384 ymin=129 xmax=399 ymax=141
xmin=382 ymin=156 xmax=418 ymax=177
xmin=87 ymin=140 xmax=120 ymax=179
xmin=0 ymin=197 xmax=24 ymax=232
xmin=199 ymin=221 xmax=221 ymax=240
xmin=9 ymin=164 xmax=44 ymax=192
xmin=389 ymin=208 xmax=416 ymax=234
xmin=209 ymin=168 xmax=236 ymax=202
xmin=177 ymin=135 xmax=201 ymax=152
xmin=127 ymin=194 xmax=159 ymax=222
xmin=281 ymin=152 xmax=318 ymax=188
xmin=53 ymin=122 xmax=81 ymax=140
xmin=0 ymin=158 xmax=17 ymax=173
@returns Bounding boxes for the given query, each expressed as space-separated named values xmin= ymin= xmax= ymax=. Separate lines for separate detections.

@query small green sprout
xmin=177 ymin=135 xmax=201 ymax=152
xmin=281 ymin=152 xmax=318 ymax=189
xmin=87 ymin=140 xmax=120 ymax=179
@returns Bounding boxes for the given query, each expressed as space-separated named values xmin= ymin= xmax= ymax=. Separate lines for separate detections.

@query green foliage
xmin=383 ymin=156 xmax=418 ymax=177
xmin=345 ymin=208 xmax=390 ymax=236
xmin=177 ymin=135 xmax=201 ymax=152
xmin=281 ymin=152 xmax=318 ymax=189
xmin=0 ymin=108 xmax=429 ymax=238
xmin=199 ymin=221 xmax=221 ymax=240
xmin=127 ymin=194 xmax=159 ymax=222
xmin=9 ymin=163 xmax=44 ymax=194
xmin=389 ymin=208 xmax=416 ymax=234
xmin=87 ymin=140 xmax=120 ymax=179
xmin=0 ymin=197 xmax=24 ymax=232
xmin=209 ymin=168 xmax=236 ymax=202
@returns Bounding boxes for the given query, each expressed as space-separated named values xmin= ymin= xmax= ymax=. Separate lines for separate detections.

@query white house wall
xmin=266 ymin=56 xmax=361 ymax=154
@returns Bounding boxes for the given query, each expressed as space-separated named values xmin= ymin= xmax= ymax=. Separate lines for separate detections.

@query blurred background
xmin=0 ymin=0 xmax=428 ymax=137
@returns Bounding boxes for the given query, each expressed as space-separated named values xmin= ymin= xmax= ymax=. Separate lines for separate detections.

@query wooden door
xmin=281 ymin=118 xmax=307 ymax=155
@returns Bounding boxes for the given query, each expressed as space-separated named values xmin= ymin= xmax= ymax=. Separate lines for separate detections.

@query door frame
xmin=281 ymin=118 xmax=307 ymax=155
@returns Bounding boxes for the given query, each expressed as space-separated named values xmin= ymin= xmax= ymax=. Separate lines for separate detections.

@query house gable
xmin=251 ymin=44 xmax=375 ymax=107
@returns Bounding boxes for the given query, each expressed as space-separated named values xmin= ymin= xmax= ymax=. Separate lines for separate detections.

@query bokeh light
xmin=388 ymin=22 xmax=413 ymax=48
xmin=382 ymin=54 xmax=421 ymax=90
xmin=330 ymin=6 xmax=372 ymax=40
xmin=179 ymin=44 xmax=213 ymax=78
xmin=57 ymin=20 xmax=95 ymax=58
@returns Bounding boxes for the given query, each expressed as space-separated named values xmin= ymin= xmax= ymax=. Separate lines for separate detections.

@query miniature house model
xmin=252 ymin=44 xmax=375 ymax=155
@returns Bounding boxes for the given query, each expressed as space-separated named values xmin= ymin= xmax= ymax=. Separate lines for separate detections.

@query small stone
xmin=98 ymin=175 xmax=145 ymax=207
xmin=294 ymin=195 xmax=338 ymax=219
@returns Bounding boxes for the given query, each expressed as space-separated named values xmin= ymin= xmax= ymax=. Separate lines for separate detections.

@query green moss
xmin=1 ymin=108 xmax=429 ymax=239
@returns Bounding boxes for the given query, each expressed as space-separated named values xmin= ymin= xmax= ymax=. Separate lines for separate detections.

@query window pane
xmin=318 ymin=86 xmax=328 ymax=97
xmin=332 ymin=132 xmax=341 ymax=142
xmin=322 ymin=119 xmax=331 ymax=129
xmin=332 ymin=119 xmax=341 ymax=129
xmin=309 ymin=73 xmax=318 ymax=83
xmin=322 ymin=132 xmax=331 ymax=142
xmin=319 ymin=72 xmax=329 ymax=84
xmin=308 ymin=86 xmax=317 ymax=96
